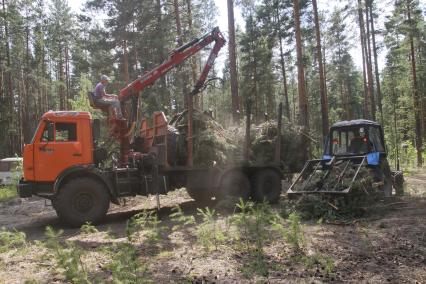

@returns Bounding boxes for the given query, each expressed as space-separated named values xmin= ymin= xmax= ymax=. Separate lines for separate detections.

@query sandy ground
xmin=0 ymin=170 xmax=425 ymax=283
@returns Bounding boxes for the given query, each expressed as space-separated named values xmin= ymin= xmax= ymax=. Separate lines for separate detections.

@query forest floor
xmin=0 ymin=169 xmax=425 ymax=283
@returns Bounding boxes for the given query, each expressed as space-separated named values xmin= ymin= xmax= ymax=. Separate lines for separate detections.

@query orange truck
xmin=17 ymin=28 xmax=284 ymax=226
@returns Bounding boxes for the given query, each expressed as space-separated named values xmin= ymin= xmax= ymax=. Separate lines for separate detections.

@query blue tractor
xmin=287 ymin=120 xmax=404 ymax=197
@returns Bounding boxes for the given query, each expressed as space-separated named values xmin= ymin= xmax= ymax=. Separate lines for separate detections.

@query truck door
xmin=34 ymin=121 xmax=85 ymax=182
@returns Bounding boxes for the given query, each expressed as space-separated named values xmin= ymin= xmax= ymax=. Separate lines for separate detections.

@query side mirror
xmin=93 ymin=119 xmax=101 ymax=141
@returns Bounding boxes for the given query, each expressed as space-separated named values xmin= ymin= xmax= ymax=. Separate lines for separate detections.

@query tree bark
xmin=186 ymin=0 xmax=200 ymax=109
xmin=407 ymin=0 xmax=423 ymax=167
xmin=278 ymin=38 xmax=291 ymax=120
xmin=364 ymin=0 xmax=376 ymax=120
xmin=368 ymin=0 xmax=383 ymax=123
xmin=293 ymin=0 xmax=309 ymax=158
xmin=312 ymin=0 xmax=329 ymax=139
xmin=274 ymin=4 xmax=291 ymax=121
xmin=357 ymin=0 xmax=371 ymax=119
xmin=227 ymin=0 xmax=240 ymax=124
xmin=173 ymin=0 xmax=190 ymax=109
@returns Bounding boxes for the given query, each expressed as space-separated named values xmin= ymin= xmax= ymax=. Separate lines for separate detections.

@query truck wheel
xmin=55 ymin=177 xmax=110 ymax=227
xmin=252 ymin=169 xmax=282 ymax=203
xmin=186 ymin=187 xmax=213 ymax=204
xmin=186 ymin=172 xmax=214 ymax=203
xmin=217 ymin=171 xmax=250 ymax=201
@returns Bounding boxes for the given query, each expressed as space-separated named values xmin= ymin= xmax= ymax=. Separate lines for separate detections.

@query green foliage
xmin=230 ymin=200 xmax=277 ymax=277
xmin=44 ymin=226 xmax=89 ymax=284
xmin=125 ymin=211 xmax=164 ymax=243
xmin=0 ymin=186 xmax=18 ymax=201
xmin=169 ymin=205 xmax=195 ymax=231
xmin=105 ymin=243 xmax=151 ymax=284
xmin=299 ymin=253 xmax=335 ymax=276
xmin=196 ymin=207 xmax=226 ymax=251
xmin=285 ymin=213 xmax=305 ymax=252
xmin=0 ymin=227 xmax=27 ymax=253
xmin=69 ymin=74 xmax=98 ymax=115
xmin=80 ymin=222 xmax=99 ymax=235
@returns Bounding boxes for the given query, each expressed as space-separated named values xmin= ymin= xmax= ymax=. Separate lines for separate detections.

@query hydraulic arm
xmin=106 ymin=27 xmax=226 ymax=164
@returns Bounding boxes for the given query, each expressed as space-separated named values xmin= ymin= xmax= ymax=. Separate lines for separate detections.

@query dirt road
xmin=0 ymin=171 xmax=425 ymax=283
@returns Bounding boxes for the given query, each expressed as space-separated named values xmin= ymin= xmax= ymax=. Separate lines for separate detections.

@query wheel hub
xmin=73 ymin=193 xmax=94 ymax=213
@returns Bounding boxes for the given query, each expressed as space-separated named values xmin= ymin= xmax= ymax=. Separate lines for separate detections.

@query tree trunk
xmin=293 ymin=0 xmax=309 ymax=158
xmin=173 ymin=0 xmax=189 ymax=109
xmin=369 ymin=0 xmax=383 ymax=123
xmin=312 ymin=0 xmax=329 ymax=139
xmin=357 ymin=0 xmax=370 ymax=119
xmin=407 ymin=0 xmax=423 ymax=167
xmin=274 ymin=4 xmax=290 ymax=121
xmin=186 ymin=0 xmax=200 ymax=109
xmin=122 ymin=40 xmax=129 ymax=84
xmin=278 ymin=38 xmax=291 ymax=120
xmin=227 ymin=0 xmax=240 ymax=124
xmin=364 ymin=0 xmax=376 ymax=120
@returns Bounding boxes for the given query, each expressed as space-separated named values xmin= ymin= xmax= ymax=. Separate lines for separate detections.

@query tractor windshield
xmin=325 ymin=125 xmax=385 ymax=156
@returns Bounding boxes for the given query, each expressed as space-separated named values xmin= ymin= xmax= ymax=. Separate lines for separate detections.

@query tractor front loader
xmin=287 ymin=120 xmax=404 ymax=197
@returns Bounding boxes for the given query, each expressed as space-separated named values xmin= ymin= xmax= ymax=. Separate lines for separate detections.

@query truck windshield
xmin=31 ymin=121 xmax=43 ymax=144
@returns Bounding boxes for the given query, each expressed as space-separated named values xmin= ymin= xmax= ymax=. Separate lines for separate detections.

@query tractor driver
xmin=94 ymin=75 xmax=123 ymax=119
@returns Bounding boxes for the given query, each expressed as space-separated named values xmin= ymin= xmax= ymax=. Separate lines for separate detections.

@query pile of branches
xmin=173 ymin=110 xmax=238 ymax=167
xmin=250 ymin=120 xmax=305 ymax=172
xmin=289 ymin=164 xmax=386 ymax=221
xmin=171 ymin=111 xmax=305 ymax=170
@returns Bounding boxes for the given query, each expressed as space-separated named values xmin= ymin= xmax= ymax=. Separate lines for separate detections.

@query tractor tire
xmin=217 ymin=171 xmax=251 ymax=201
xmin=54 ymin=177 xmax=110 ymax=227
xmin=252 ymin=169 xmax=282 ymax=203
xmin=392 ymin=171 xmax=404 ymax=196
xmin=378 ymin=159 xmax=393 ymax=197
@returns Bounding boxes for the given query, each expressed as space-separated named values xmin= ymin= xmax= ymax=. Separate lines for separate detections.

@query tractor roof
xmin=331 ymin=119 xmax=381 ymax=128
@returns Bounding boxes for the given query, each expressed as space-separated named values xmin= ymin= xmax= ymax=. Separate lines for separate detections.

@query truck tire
xmin=217 ymin=171 xmax=250 ymax=201
xmin=252 ymin=169 xmax=281 ymax=203
xmin=54 ymin=177 xmax=110 ymax=227
xmin=186 ymin=172 xmax=214 ymax=203
xmin=186 ymin=187 xmax=213 ymax=204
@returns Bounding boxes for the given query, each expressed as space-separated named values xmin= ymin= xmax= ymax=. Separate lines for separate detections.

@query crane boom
xmin=118 ymin=27 xmax=226 ymax=102
xmin=105 ymin=27 xmax=226 ymax=165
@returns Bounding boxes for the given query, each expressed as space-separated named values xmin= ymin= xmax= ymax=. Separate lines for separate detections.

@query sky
xmin=68 ymin=0 xmax=391 ymax=72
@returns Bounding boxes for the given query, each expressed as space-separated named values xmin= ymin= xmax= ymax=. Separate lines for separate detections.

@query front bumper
xmin=17 ymin=179 xmax=54 ymax=198
xmin=17 ymin=179 xmax=33 ymax=198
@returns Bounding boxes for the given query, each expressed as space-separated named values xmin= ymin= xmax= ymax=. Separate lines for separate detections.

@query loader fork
xmin=288 ymin=156 xmax=367 ymax=194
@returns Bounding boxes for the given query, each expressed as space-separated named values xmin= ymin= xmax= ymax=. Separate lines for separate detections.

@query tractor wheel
xmin=378 ymin=159 xmax=393 ymax=197
xmin=54 ymin=177 xmax=110 ymax=227
xmin=217 ymin=171 xmax=250 ymax=201
xmin=392 ymin=171 xmax=404 ymax=196
xmin=252 ymin=169 xmax=282 ymax=203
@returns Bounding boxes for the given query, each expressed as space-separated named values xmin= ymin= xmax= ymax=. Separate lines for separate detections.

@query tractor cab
xmin=287 ymin=119 xmax=398 ymax=196
xmin=323 ymin=120 xmax=386 ymax=160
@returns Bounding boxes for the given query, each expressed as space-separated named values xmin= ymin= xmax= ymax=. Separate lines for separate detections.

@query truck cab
xmin=19 ymin=111 xmax=96 ymax=197
xmin=24 ymin=111 xmax=94 ymax=184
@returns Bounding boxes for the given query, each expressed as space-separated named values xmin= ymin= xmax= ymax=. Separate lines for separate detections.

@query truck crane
xmin=17 ymin=27 xmax=285 ymax=227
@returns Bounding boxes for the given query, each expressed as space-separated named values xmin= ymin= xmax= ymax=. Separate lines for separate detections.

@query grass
xmin=0 ymin=186 xmax=17 ymax=201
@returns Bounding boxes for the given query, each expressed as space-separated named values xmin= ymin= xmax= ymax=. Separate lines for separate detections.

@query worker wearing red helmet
xmin=93 ymin=75 xmax=123 ymax=119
